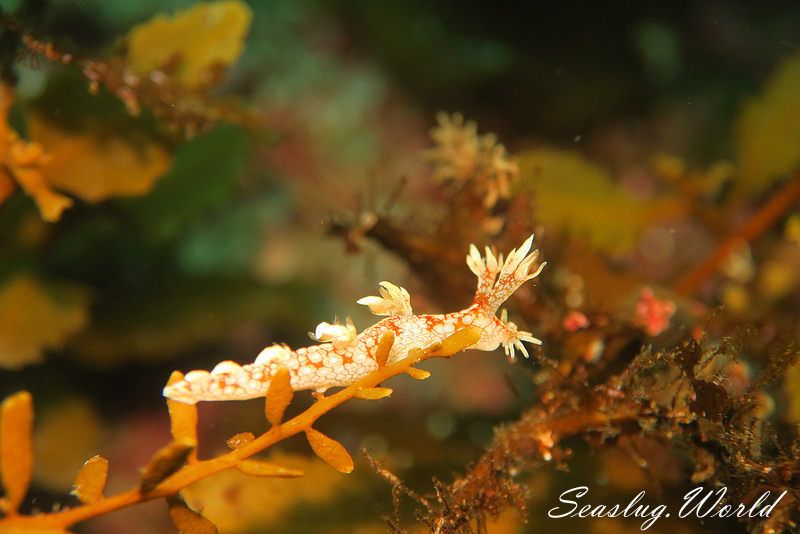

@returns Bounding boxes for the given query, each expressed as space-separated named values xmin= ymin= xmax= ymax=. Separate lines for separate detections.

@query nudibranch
xmin=164 ymin=235 xmax=545 ymax=404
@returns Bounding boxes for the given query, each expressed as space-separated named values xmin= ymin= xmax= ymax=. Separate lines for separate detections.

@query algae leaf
xmin=139 ymin=440 xmax=194 ymax=494
xmin=168 ymin=497 xmax=219 ymax=534
xmin=236 ymin=460 xmax=304 ymax=478
xmin=0 ymin=276 xmax=89 ymax=369
xmin=518 ymin=147 xmax=677 ymax=254
xmin=265 ymin=368 xmax=293 ymax=427
xmin=166 ymin=372 xmax=198 ymax=451
xmin=305 ymin=428 xmax=354 ymax=474
xmin=736 ymin=51 xmax=800 ymax=196
xmin=428 ymin=326 xmax=482 ymax=357
xmin=405 ymin=367 xmax=431 ymax=380
xmin=71 ymin=455 xmax=109 ymax=504
xmin=28 ymin=116 xmax=172 ymax=203
xmin=0 ymin=391 xmax=33 ymax=514
xmin=127 ymin=1 xmax=252 ymax=89
xmin=354 ymin=387 xmax=393 ymax=400
xmin=0 ymin=85 xmax=72 ymax=222
xmin=375 ymin=331 xmax=395 ymax=368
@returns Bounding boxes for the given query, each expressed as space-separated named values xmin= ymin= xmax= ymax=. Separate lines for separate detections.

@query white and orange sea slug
xmin=163 ymin=235 xmax=546 ymax=404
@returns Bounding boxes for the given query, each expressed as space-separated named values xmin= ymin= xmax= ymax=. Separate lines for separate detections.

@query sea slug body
xmin=164 ymin=235 xmax=545 ymax=404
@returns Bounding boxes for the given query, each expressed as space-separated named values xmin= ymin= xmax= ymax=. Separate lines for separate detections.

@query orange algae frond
xmin=265 ymin=368 xmax=293 ymax=426
xmin=71 ymin=455 xmax=109 ymax=504
xmin=0 ymin=391 xmax=34 ymax=515
xmin=0 ymin=85 xmax=72 ymax=222
xmin=304 ymin=428 xmax=355 ymax=474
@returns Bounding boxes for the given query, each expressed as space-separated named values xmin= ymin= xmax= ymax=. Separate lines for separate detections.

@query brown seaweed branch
xmin=1 ymin=13 xmax=259 ymax=138
xmin=420 ymin=391 xmax=640 ymax=532
xmin=412 ymin=341 xmax=800 ymax=533
xmin=675 ymin=171 xmax=800 ymax=296
xmin=0 ymin=327 xmax=482 ymax=532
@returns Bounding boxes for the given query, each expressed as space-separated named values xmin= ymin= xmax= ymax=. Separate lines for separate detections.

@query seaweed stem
xmin=676 ymin=172 xmax=800 ymax=295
